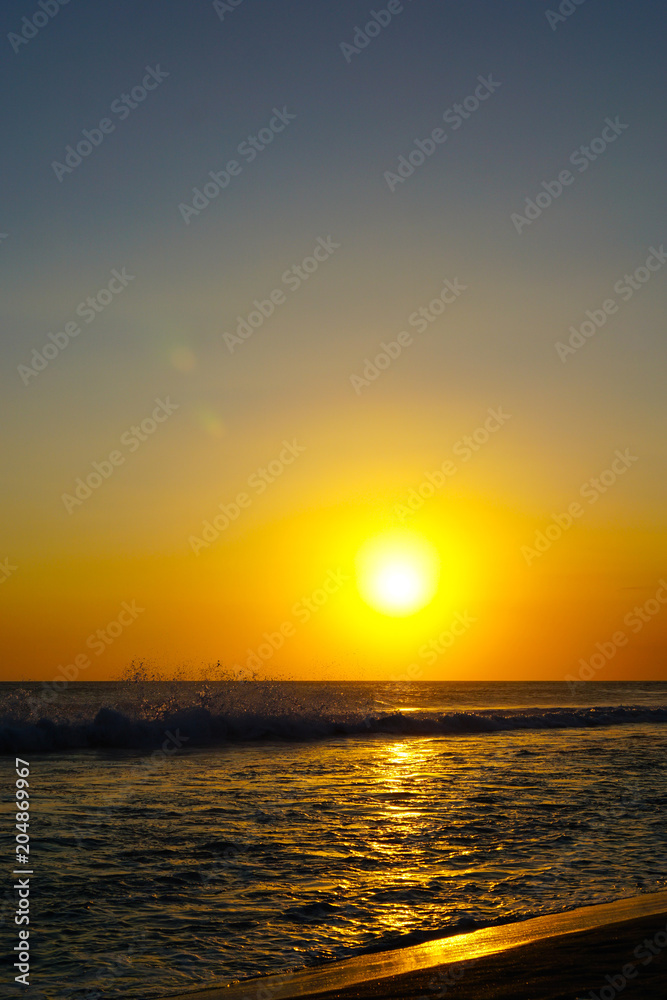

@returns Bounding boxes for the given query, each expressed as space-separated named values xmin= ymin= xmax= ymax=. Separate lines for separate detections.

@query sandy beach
xmin=168 ymin=891 xmax=667 ymax=1000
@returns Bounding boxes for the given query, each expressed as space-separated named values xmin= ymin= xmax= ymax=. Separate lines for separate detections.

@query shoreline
xmin=166 ymin=890 xmax=667 ymax=1000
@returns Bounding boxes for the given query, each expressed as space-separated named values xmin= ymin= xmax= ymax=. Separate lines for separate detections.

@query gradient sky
xmin=1 ymin=0 xmax=666 ymax=681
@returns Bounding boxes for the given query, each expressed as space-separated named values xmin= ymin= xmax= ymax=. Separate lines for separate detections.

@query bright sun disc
xmin=356 ymin=530 xmax=440 ymax=616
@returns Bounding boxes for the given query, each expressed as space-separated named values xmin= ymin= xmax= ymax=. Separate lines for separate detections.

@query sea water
xmin=0 ymin=681 xmax=665 ymax=999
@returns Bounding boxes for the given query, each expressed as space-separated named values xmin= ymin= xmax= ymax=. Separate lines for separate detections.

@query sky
xmin=1 ymin=0 xmax=666 ymax=682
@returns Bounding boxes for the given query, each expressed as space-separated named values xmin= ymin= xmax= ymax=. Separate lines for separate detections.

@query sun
xmin=356 ymin=530 xmax=440 ymax=616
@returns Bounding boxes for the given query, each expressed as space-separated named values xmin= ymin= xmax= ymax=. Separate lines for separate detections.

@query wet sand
xmin=169 ymin=890 xmax=667 ymax=1000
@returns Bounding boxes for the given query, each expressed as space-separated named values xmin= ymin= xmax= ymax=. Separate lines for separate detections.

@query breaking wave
xmin=2 ymin=702 xmax=666 ymax=754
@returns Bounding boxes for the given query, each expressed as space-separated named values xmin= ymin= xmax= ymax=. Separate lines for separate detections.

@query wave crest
xmin=1 ymin=703 xmax=666 ymax=754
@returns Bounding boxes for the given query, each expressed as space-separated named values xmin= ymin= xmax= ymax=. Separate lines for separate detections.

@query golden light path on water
xmin=3 ymin=681 xmax=666 ymax=999
xmin=211 ymin=891 xmax=667 ymax=1000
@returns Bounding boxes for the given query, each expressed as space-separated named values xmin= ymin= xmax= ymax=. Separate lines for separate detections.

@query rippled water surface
xmin=0 ymin=681 xmax=666 ymax=999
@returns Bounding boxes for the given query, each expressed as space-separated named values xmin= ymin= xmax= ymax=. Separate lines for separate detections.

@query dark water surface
xmin=0 ymin=682 xmax=665 ymax=999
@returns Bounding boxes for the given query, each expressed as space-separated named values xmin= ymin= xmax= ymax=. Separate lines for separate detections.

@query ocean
xmin=1 ymin=681 xmax=666 ymax=999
